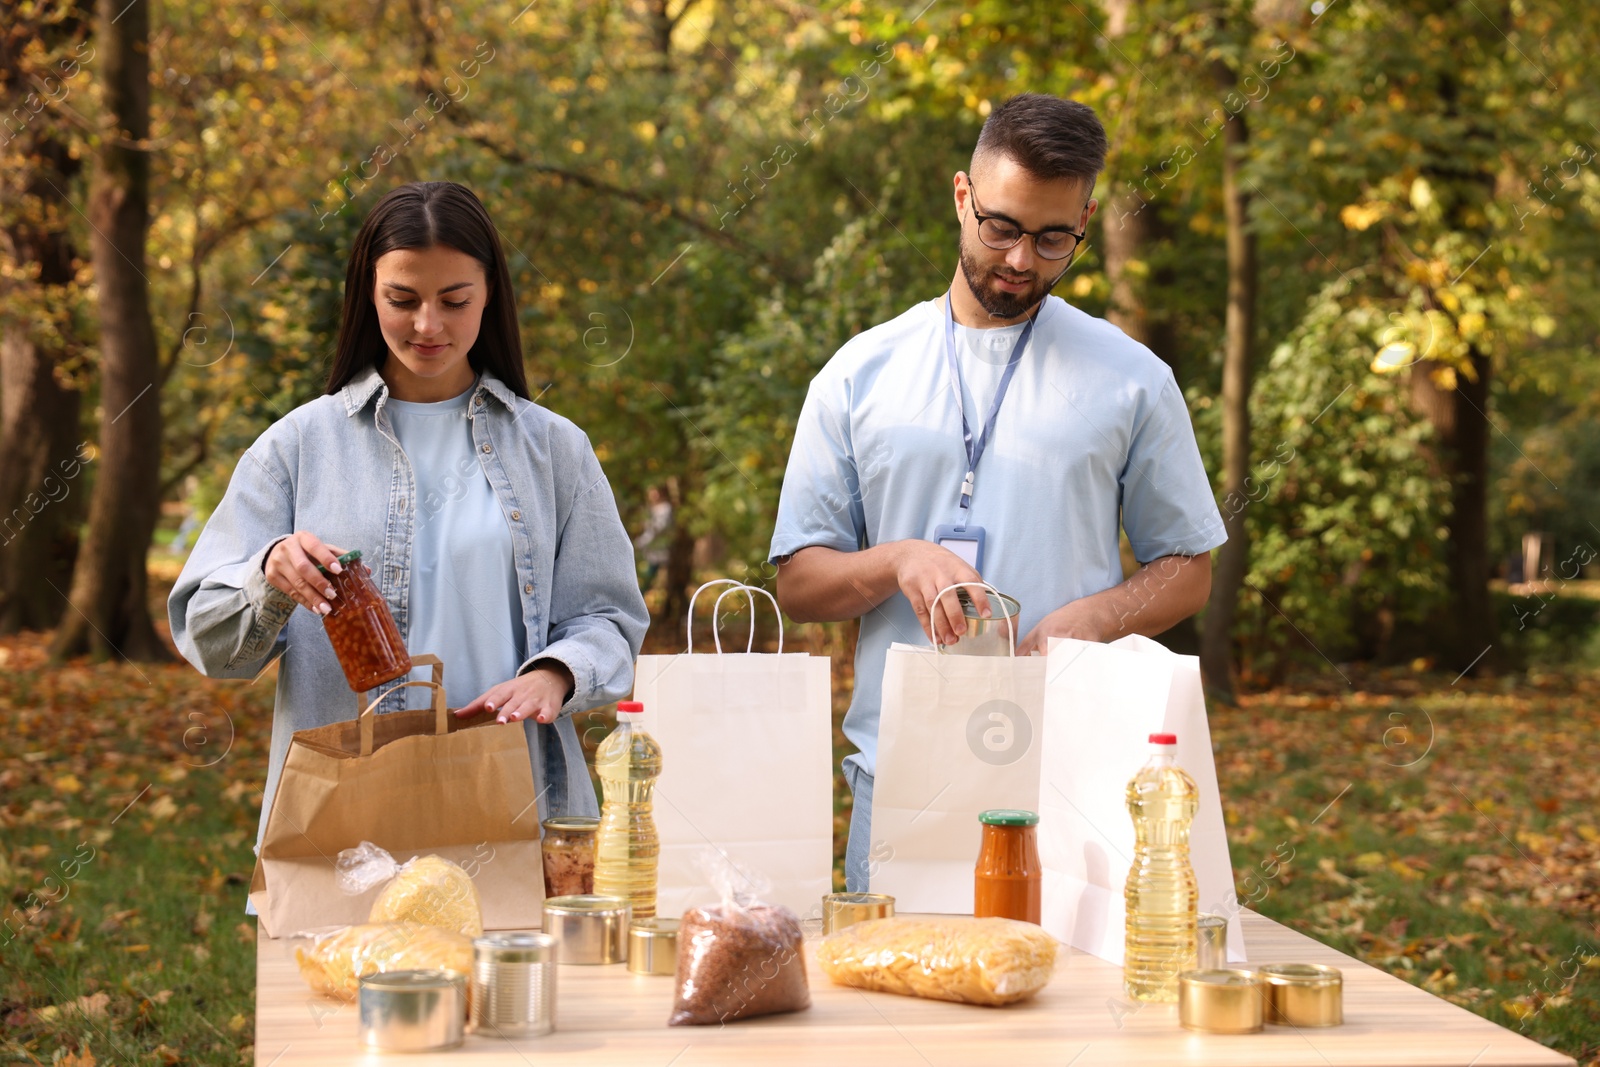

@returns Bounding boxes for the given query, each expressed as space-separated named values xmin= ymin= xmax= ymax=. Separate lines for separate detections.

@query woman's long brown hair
xmin=325 ymin=181 xmax=531 ymax=399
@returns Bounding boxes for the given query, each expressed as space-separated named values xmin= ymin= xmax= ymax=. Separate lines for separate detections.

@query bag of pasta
xmin=668 ymin=854 xmax=810 ymax=1026
xmin=817 ymin=916 xmax=1058 ymax=1006
xmin=336 ymin=841 xmax=483 ymax=937
xmin=293 ymin=922 xmax=472 ymax=1000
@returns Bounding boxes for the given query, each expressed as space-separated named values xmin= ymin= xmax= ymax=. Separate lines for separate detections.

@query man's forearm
xmin=1072 ymin=554 xmax=1211 ymax=640
xmin=775 ymin=543 xmax=905 ymax=623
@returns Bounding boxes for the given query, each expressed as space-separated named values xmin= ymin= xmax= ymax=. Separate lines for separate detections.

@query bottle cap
xmin=979 ymin=808 xmax=1039 ymax=827
xmin=1149 ymin=732 xmax=1178 ymax=745
xmin=616 ymin=701 xmax=644 ymax=717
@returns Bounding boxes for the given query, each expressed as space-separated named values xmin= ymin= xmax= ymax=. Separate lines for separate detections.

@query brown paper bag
xmin=248 ymin=655 xmax=543 ymax=937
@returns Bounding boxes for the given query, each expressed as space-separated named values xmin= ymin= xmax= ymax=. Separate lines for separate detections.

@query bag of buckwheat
xmin=668 ymin=854 xmax=810 ymax=1026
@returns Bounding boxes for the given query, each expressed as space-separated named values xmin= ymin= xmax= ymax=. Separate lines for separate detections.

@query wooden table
xmin=255 ymin=910 xmax=1574 ymax=1066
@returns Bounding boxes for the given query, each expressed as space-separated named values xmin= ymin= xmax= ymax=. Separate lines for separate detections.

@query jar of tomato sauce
xmin=318 ymin=549 xmax=412 ymax=692
xmin=974 ymin=808 xmax=1041 ymax=924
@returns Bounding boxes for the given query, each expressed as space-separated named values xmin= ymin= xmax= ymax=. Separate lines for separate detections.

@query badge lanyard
xmin=943 ymin=289 xmax=1035 ymax=529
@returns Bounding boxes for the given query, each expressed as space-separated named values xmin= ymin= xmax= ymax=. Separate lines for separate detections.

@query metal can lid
xmin=1257 ymin=962 xmax=1342 ymax=986
xmin=543 ymin=893 xmax=631 ymax=916
xmin=1181 ymin=968 xmax=1260 ymax=987
xmin=629 ymin=917 xmax=680 ymax=938
xmin=979 ymin=808 xmax=1039 ymax=826
xmin=359 ymin=968 xmax=463 ymax=992
xmin=473 ymin=932 xmax=556 ymax=963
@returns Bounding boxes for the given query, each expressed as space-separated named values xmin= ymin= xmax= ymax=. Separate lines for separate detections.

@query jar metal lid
xmin=473 ymin=931 xmax=556 ymax=964
xmin=541 ymin=816 xmax=601 ymax=833
xmin=979 ymin=809 xmax=1039 ymax=826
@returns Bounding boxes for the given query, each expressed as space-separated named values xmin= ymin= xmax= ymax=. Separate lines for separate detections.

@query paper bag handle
xmin=357 ymin=653 xmax=446 ymax=756
xmin=931 ymin=582 xmax=1016 ymax=657
xmin=711 ymin=584 xmax=784 ymax=654
xmin=686 ymin=578 xmax=754 ymax=653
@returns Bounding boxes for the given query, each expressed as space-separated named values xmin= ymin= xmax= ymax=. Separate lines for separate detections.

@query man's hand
xmin=1015 ymin=554 xmax=1211 ymax=657
xmin=893 ymin=540 xmax=992 ymax=647
xmin=264 ymin=531 xmax=349 ymax=615
xmin=455 ymin=662 xmax=575 ymax=725
xmin=1016 ymin=601 xmax=1112 ymax=656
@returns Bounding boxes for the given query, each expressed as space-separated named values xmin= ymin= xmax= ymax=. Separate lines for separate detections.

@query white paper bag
xmin=632 ymin=581 xmax=834 ymax=920
xmin=871 ymin=634 xmax=1047 ymax=914
xmin=1038 ymin=635 xmax=1244 ymax=964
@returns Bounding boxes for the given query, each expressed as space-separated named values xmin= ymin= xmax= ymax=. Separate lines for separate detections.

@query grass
xmin=2 ymin=573 xmax=1597 ymax=1064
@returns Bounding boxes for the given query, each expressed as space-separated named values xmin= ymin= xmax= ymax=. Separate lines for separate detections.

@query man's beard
xmin=957 ymin=233 xmax=1069 ymax=322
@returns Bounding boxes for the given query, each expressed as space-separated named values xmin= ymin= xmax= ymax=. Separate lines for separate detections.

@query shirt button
xmin=510 ymin=510 xmax=521 ymax=520
xmin=523 ymin=584 xmax=533 ymax=594
xmin=475 ymin=395 xmax=484 ymax=406
xmin=481 ymin=443 xmax=492 ymax=454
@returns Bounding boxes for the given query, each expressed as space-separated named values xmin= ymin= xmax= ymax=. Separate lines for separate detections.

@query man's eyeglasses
xmin=966 ymin=177 xmax=1086 ymax=261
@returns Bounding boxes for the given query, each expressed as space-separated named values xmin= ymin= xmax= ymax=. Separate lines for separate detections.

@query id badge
xmin=933 ymin=524 xmax=986 ymax=574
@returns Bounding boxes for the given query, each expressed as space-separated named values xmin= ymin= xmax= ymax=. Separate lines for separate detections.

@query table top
xmin=255 ymin=910 xmax=1574 ymax=1067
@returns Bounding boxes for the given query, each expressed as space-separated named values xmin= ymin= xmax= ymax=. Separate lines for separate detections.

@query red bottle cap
xmin=1149 ymin=732 xmax=1177 ymax=745
xmin=616 ymin=701 xmax=644 ymax=715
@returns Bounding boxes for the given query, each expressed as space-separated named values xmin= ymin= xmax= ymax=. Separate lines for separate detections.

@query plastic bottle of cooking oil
xmin=593 ymin=700 xmax=662 ymax=920
xmin=1123 ymin=732 xmax=1199 ymax=1002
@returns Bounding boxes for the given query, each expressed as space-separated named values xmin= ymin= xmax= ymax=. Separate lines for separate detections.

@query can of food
xmin=821 ymin=893 xmax=896 ymax=935
xmin=541 ymin=816 xmax=599 ymax=899
xmin=357 ymin=969 xmax=466 ymax=1051
xmin=937 ymin=587 xmax=1022 ymax=657
xmin=1178 ymin=969 xmax=1266 ymax=1034
xmin=627 ymin=918 xmax=680 ymax=976
xmin=543 ymin=895 xmax=631 ymax=965
xmin=470 ymin=932 xmax=556 ymax=1038
xmin=1259 ymin=963 xmax=1343 ymax=1027
xmin=1197 ymin=913 xmax=1229 ymax=970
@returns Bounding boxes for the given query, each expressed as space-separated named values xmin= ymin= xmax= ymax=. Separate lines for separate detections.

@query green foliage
xmin=1223 ymin=275 xmax=1449 ymax=674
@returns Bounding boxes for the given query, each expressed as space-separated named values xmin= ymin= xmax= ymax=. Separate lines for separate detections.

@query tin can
xmin=627 ymin=918 xmax=680 ymax=976
xmin=543 ymin=894 xmax=631 ymax=965
xmin=1259 ymin=963 xmax=1344 ymax=1027
xmin=358 ymin=969 xmax=466 ymax=1051
xmin=1178 ymin=969 xmax=1266 ymax=1034
xmin=821 ymin=893 xmax=895 ymax=935
xmin=471 ymin=933 xmax=556 ymax=1038
xmin=1197 ymin=913 xmax=1228 ymax=970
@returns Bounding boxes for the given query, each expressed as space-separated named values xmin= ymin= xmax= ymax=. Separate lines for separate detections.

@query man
xmin=768 ymin=93 xmax=1226 ymax=891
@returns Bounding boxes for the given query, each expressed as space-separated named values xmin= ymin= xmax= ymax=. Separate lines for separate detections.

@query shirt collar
xmin=340 ymin=365 xmax=521 ymax=416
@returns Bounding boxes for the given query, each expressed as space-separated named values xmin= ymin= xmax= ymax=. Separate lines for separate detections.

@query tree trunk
xmin=1197 ymin=62 xmax=1257 ymax=705
xmin=0 ymin=131 xmax=87 ymax=633
xmin=1409 ymin=351 xmax=1493 ymax=673
xmin=50 ymin=0 xmax=168 ymax=662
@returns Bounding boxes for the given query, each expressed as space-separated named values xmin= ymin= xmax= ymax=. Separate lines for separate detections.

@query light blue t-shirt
xmin=386 ymin=381 xmax=527 ymax=708
xmin=769 ymin=294 xmax=1226 ymax=778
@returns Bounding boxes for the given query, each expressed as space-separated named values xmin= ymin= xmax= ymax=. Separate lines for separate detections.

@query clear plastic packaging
xmin=817 ymin=916 xmax=1058 ymax=1006
xmin=293 ymin=922 xmax=473 ymax=1000
xmin=336 ymin=841 xmax=483 ymax=938
xmin=668 ymin=856 xmax=810 ymax=1026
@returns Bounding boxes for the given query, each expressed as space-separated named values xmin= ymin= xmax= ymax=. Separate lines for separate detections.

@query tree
xmin=50 ymin=0 xmax=167 ymax=661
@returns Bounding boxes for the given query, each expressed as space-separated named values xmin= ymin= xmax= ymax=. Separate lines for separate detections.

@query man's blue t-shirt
xmin=769 ymin=294 xmax=1226 ymax=779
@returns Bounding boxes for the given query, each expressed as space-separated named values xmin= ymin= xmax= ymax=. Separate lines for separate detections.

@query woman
xmin=169 ymin=182 xmax=648 ymax=872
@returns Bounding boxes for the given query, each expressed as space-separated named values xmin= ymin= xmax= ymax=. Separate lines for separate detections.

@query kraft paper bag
xmin=1037 ymin=635 xmax=1244 ymax=964
xmin=871 ymin=616 xmax=1048 ymax=913
xmin=632 ymin=581 xmax=834 ymax=920
xmin=248 ymin=655 xmax=543 ymax=938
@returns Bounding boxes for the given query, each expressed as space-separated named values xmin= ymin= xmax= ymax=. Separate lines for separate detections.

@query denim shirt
xmin=168 ymin=366 xmax=649 ymax=856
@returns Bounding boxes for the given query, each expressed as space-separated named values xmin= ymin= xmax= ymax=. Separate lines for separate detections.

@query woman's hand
xmin=264 ymin=531 xmax=349 ymax=615
xmin=455 ymin=662 xmax=576 ymax=725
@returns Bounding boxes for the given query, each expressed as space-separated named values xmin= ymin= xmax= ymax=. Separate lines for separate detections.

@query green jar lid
xmin=979 ymin=808 xmax=1039 ymax=827
xmin=315 ymin=548 xmax=363 ymax=577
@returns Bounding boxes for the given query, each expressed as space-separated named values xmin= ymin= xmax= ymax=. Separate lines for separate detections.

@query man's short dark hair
xmin=972 ymin=93 xmax=1108 ymax=187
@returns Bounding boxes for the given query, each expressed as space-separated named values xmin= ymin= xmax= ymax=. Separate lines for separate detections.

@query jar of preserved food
xmin=541 ymin=816 xmax=599 ymax=899
xmin=974 ymin=808 xmax=1041 ymax=924
xmin=319 ymin=549 xmax=412 ymax=692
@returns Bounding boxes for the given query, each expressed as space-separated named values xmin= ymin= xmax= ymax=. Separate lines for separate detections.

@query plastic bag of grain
xmin=668 ymin=854 xmax=810 ymax=1026
xmin=817 ymin=916 xmax=1058 ymax=1006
